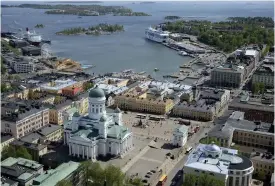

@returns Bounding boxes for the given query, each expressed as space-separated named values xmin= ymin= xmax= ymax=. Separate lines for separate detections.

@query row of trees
xmin=183 ymin=173 xmax=225 ymax=186
xmin=2 ymin=145 xmax=32 ymax=161
xmin=56 ymin=161 xmax=143 ymax=186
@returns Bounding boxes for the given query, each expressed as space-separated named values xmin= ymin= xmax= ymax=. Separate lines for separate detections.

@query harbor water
xmin=1 ymin=1 xmax=274 ymax=80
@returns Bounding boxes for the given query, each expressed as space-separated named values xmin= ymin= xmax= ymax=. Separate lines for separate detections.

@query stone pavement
xmin=121 ymin=140 xmax=155 ymax=173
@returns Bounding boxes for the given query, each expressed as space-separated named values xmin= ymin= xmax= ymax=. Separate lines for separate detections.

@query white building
xmin=184 ymin=143 xmax=254 ymax=186
xmin=14 ymin=61 xmax=35 ymax=73
xmin=172 ymin=125 xmax=188 ymax=147
xmin=64 ymin=86 xmax=133 ymax=160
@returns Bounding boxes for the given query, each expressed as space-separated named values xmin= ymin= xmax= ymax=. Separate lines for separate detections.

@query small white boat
xmin=178 ymin=51 xmax=188 ymax=56
xmin=154 ymin=68 xmax=159 ymax=71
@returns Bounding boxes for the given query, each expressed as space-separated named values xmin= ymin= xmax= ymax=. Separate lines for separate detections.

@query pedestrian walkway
xmin=121 ymin=140 xmax=155 ymax=173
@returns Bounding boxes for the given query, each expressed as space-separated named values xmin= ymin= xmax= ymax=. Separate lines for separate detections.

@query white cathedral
xmin=63 ymin=86 xmax=133 ymax=160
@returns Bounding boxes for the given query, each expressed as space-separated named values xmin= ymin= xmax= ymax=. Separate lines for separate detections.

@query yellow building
xmin=48 ymin=100 xmax=72 ymax=125
xmin=0 ymin=134 xmax=15 ymax=152
xmin=251 ymin=152 xmax=274 ymax=177
xmin=74 ymin=95 xmax=89 ymax=115
xmin=114 ymin=91 xmax=174 ymax=115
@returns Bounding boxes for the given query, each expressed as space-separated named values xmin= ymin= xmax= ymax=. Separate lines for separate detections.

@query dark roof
xmin=1 ymin=166 xmax=25 ymax=178
xmin=1 ymin=133 xmax=14 ymax=143
xmin=229 ymin=97 xmax=274 ymax=112
xmin=89 ymin=86 xmax=105 ymax=98
xmin=228 ymin=155 xmax=253 ymax=170
xmin=11 ymin=140 xmax=47 ymax=151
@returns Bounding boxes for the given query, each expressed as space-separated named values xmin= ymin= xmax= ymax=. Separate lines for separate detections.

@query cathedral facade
xmin=64 ymin=86 xmax=133 ymax=160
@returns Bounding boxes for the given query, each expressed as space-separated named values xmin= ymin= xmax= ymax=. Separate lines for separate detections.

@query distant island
xmin=35 ymin=24 xmax=44 ymax=28
xmin=164 ymin=16 xmax=181 ymax=20
xmin=161 ymin=17 xmax=274 ymax=52
xmin=140 ymin=2 xmax=156 ymax=4
xmin=2 ymin=4 xmax=151 ymax=17
xmin=56 ymin=24 xmax=124 ymax=36
xmin=47 ymin=1 xmax=103 ymax=3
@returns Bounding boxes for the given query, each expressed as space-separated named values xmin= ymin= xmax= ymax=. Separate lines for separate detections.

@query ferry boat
xmin=145 ymin=26 xmax=169 ymax=43
xmin=24 ymin=28 xmax=42 ymax=46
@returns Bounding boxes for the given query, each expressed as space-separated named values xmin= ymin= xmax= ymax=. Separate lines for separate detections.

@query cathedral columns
xmin=86 ymin=146 xmax=89 ymax=159
xmin=82 ymin=146 xmax=85 ymax=159
xmin=90 ymin=147 xmax=93 ymax=160
xmin=77 ymin=145 xmax=80 ymax=157
xmin=69 ymin=143 xmax=72 ymax=155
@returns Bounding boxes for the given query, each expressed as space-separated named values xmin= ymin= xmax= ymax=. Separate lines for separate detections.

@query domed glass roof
xmin=89 ymin=86 xmax=105 ymax=98
xmin=204 ymin=143 xmax=221 ymax=152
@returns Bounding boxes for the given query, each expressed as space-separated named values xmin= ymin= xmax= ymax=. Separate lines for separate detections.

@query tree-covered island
xmin=2 ymin=4 xmax=151 ymax=17
xmin=56 ymin=24 xmax=124 ymax=36
xmin=35 ymin=24 xmax=44 ymax=28
xmin=164 ymin=15 xmax=181 ymax=20
xmin=161 ymin=17 xmax=274 ymax=52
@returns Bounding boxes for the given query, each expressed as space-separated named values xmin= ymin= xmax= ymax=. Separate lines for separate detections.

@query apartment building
xmin=252 ymin=64 xmax=274 ymax=88
xmin=20 ymin=124 xmax=63 ymax=144
xmin=1 ymin=83 xmax=41 ymax=100
xmin=208 ymin=111 xmax=274 ymax=150
xmin=1 ymin=102 xmax=49 ymax=139
xmin=251 ymin=152 xmax=274 ymax=177
xmin=72 ymin=92 xmax=89 ymax=115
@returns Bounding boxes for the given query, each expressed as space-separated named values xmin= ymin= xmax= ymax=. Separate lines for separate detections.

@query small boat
xmin=138 ymin=71 xmax=146 ymax=75
xmin=154 ymin=68 xmax=159 ymax=72
xmin=178 ymin=51 xmax=188 ymax=56
xmin=78 ymin=16 xmax=82 ymax=19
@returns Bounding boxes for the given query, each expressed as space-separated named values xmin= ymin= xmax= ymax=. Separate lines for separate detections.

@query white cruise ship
xmin=145 ymin=26 xmax=169 ymax=43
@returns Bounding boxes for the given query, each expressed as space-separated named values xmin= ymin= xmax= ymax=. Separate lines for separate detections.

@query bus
xmin=157 ymin=174 xmax=167 ymax=186
xmin=136 ymin=114 xmax=146 ymax=119
xmin=149 ymin=116 xmax=165 ymax=121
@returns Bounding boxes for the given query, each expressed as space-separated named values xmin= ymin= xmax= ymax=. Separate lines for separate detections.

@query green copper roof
xmin=107 ymin=125 xmax=129 ymax=139
xmin=89 ymin=86 xmax=105 ymax=98
xmin=32 ymin=161 xmax=80 ymax=186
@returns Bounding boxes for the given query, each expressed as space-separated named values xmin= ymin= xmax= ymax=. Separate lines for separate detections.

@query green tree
xmin=56 ymin=179 xmax=73 ymax=186
xmin=83 ymin=82 xmax=94 ymax=91
xmin=77 ymin=161 xmax=142 ymax=186
xmin=258 ymin=83 xmax=265 ymax=94
xmin=2 ymin=146 xmax=32 ymax=160
xmin=183 ymin=174 xmax=224 ymax=186
xmin=16 ymin=146 xmax=32 ymax=160
xmin=183 ymin=174 xmax=197 ymax=186
xmin=252 ymin=83 xmax=260 ymax=94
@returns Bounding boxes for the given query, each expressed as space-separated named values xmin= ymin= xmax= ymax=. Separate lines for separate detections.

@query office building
xmin=64 ymin=86 xmax=133 ymax=160
xmin=184 ymin=143 xmax=254 ymax=186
